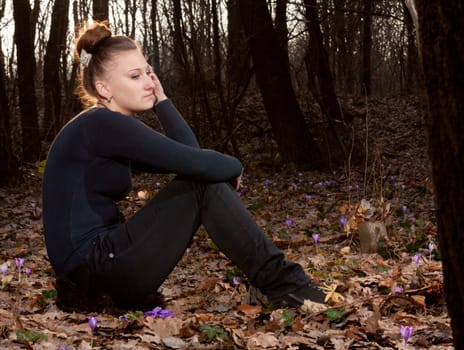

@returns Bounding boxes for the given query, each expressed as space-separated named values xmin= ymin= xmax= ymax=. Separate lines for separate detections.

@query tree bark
xmin=237 ymin=0 xmax=324 ymax=169
xmin=92 ymin=0 xmax=109 ymax=21
xmin=0 ymin=42 xmax=18 ymax=186
xmin=303 ymin=0 xmax=354 ymax=168
xmin=13 ymin=0 xmax=41 ymax=162
xmin=414 ymin=1 xmax=464 ymax=348
xmin=150 ymin=0 xmax=161 ymax=74
xmin=43 ymin=0 xmax=70 ymax=136
xmin=403 ymin=2 xmax=418 ymax=93
xmin=274 ymin=0 xmax=289 ymax=67
xmin=361 ymin=0 xmax=373 ymax=95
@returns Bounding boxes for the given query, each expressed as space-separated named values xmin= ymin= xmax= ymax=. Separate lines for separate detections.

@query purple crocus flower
xmin=412 ymin=254 xmax=421 ymax=265
xmin=285 ymin=218 xmax=293 ymax=228
xmin=0 ymin=264 xmax=7 ymax=275
xmin=400 ymin=325 xmax=414 ymax=343
xmin=15 ymin=258 xmax=25 ymax=269
xmin=239 ymin=185 xmax=248 ymax=196
xmin=339 ymin=216 xmax=348 ymax=227
xmin=88 ymin=316 xmax=98 ymax=334
xmin=312 ymin=233 xmax=320 ymax=251
xmin=232 ymin=276 xmax=241 ymax=288
xmin=15 ymin=258 xmax=25 ymax=281
xmin=144 ymin=306 xmax=174 ymax=319
xmin=393 ymin=286 xmax=404 ymax=294
xmin=25 ymin=267 xmax=31 ymax=278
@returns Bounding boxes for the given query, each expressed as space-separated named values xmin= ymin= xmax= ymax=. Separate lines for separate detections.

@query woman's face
xmin=98 ymin=49 xmax=157 ymax=115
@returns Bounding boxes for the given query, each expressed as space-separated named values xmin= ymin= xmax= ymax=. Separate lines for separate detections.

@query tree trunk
xmin=414 ymin=1 xmax=464 ymax=348
xmin=13 ymin=0 xmax=41 ymax=162
xmin=224 ymin=0 xmax=252 ymax=155
xmin=303 ymin=0 xmax=354 ymax=168
xmin=333 ymin=0 xmax=347 ymax=92
xmin=274 ymin=0 xmax=289 ymax=67
xmin=43 ymin=0 xmax=70 ymax=136
xmin=0 ymin=43 xmax=18 ymax=186
xmin=361 ymin=0 xmax=373 ymax=95
xmin=403 ymin=2 xmax=418 ymax=93
xmin=150 ymin=0 xmax=161 ymax=74
xmin=92 ymin=0 xmax=109 ymax=21
xmin=237 ymin=0 xmax=324 ymax=169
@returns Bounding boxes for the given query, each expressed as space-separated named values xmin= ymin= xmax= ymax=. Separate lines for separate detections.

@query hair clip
xmin=80 ymin=49 xmax=92 ymax=67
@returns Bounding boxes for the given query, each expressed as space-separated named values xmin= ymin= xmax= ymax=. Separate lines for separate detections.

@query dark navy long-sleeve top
xmin=42 ymin=100 xmax=242 ymax=275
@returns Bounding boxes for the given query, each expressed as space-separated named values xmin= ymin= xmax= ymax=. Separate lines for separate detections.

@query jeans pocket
xmin=90 ymin=234 xmax=116 ymax=274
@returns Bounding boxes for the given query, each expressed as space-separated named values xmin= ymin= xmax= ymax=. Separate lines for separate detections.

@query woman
xmin=42 ymin=22 xmax=325 ymax=313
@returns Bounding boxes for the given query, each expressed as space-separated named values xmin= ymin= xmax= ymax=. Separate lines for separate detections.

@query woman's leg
xmin=200 ymin=182 xmax=311 ymax=298
xmin=89 ymin=179 xmax=204 ymax=305
xmin=90 ymin=178 xmax=322 ymax=307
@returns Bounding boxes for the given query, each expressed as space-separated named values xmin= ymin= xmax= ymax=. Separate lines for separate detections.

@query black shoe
xmin=268 ymin=282 xmax=326 ymax=308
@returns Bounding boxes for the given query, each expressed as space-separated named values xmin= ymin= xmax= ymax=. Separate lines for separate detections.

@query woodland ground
xmin=0 ymin=96 xmax=454 ymax=349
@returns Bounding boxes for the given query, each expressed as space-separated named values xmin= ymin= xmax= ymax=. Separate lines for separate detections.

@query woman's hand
xmin=231 ymin=171 xmax=243 ymax=191
xmin=150 ymin=71 xmax=168 ymax=105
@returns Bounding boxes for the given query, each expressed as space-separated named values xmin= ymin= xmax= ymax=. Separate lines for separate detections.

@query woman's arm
xmin=151 ymin=73 xmax=200 ymax=148
xmin=154 ymin=100 xmax=200 ymax=148
xmin=89 ymin=109 xmax=242 ymax=182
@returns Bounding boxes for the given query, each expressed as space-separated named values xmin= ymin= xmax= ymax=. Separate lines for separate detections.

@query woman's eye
xmin=131 ymin=75 xmax=140 ymax=80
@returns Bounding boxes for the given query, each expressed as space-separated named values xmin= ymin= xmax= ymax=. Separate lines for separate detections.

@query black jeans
xmin=77 ymin=179 xmax=310 ymax=306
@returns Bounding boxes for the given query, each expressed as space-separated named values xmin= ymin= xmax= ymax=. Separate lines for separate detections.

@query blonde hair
xmin=75 ymin=21 xmax=140 ymax=107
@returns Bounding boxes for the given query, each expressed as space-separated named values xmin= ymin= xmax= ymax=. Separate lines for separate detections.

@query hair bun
xmin=76 ymin=21 xmax=112 ymax=56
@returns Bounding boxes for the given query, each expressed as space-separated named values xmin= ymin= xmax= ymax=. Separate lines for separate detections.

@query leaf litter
xmin=0 ymin=97 xmax=453 ymax=349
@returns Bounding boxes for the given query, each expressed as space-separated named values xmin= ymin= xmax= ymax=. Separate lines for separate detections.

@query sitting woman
xmin=42 ymin=21 xmax=325 ymax=314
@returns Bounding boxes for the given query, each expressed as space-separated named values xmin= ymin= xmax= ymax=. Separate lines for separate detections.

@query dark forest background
xmin=0 ymin=0 xmax=419 ymax=183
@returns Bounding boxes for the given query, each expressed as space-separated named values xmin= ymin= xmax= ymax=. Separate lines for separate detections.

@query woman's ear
xmin=95 ymin=81 xmax=111 ymax=100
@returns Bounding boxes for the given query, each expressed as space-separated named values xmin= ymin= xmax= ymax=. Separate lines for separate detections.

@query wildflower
xmin=312 ymin=233 xmax=320 ymax=251
xmin=25 ymin=267 xmax=31 ymax=278
xmin=339 ymin=216 xmax=348 ymax=227
xmin=285 ymin=218 xmax=293 ymax=228
xmin=428 ymin=242 xmax=435 ymax=261
xmin=291 ymin=183 xmax=297 ymax=190
xmin=88 ymin=316 xmax=98 ymax=334
xmin=15 ymin=258 xmax=25 ymax=269
xmin=239 ymin=185 xmax=248 ymax=196
xmin=263 ymin=179 xmax=270 ymax=188
xmin=305 ymin=194 xmax=311 ymax=200
xmin=401 ymin=205 xmax=408 ymax=214
xmin=231 ymin=276 xmax=242 ymax=298
xmin=232 ymin=276 xmax=241 ymax=288
xmin=393 ymin=286 xmax=404 ymax=293
xmin=1 ymin=264 xmax=7 ymax=275
xmin=15 ymin=258 xmax=25 ymax=281
xmin=412 ymin=254 xmax=421 ymax=265
xmin=400 ymin=325 xmax=414 ymax=343
xmin=144 ymin=306 xmax=174 ymax=319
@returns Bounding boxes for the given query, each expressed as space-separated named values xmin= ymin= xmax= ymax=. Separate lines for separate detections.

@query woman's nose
xmin=145 ymin=74 xmax=156 ymax=89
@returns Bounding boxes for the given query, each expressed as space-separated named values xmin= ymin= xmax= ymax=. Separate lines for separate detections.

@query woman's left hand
xmin=150 ymin=72 xmax=168 ymax=104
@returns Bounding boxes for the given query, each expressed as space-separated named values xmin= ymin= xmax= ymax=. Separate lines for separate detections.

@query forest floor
xmin=0 ymin=96 xmax=454 ymax=349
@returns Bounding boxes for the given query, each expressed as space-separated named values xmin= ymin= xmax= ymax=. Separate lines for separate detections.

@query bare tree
xmin=13 ymin=0 xmax=41 ymax=162
xmin=237 ymin=0 xmax=324 ymax=169
xmin=0 ymin=41 xmax=18 ymax=185
xmin=413 ymin=1 xmax=464 ymax=348
xmin=43 ymin=0 xmax=70 ymax=135
xmin=93 ymin=0 xmax=109 ymax=21
xmin=303 ymin=0 xmax=354 ymax=168
xmin=360 ymin=0 xmax=373 ymax=95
